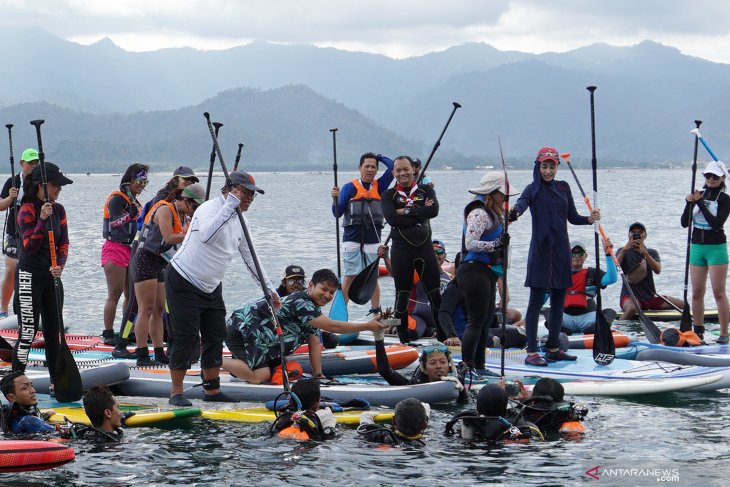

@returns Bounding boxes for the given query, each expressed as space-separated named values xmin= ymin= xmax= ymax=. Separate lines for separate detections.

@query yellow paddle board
xmin=201 ymin=407 xmax=394 ymax=425
xmin=46 ymin=406 xmax=201 ymax=427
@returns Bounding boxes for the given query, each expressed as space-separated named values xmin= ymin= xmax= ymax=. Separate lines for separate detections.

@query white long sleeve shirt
xmin=170 ymin=193 xmax=275 ymax=294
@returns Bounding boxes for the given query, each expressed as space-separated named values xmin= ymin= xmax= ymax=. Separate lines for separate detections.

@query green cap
xmin=181 ymin=183 xmax=205 ymax=205
xmin=21 ymin=148 xmax=39 ymax=162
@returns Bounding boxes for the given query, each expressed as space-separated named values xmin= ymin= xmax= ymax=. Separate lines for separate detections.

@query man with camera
xmin=616 ymin=222 xmax=682 ymax=319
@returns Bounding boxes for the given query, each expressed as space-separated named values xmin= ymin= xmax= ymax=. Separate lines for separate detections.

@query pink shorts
xmin=101 ymin=240 xmax=132 ymax=268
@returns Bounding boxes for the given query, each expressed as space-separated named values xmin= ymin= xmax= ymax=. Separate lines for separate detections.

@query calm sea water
xmin=2 ymin=168 xmax=729 ymax=486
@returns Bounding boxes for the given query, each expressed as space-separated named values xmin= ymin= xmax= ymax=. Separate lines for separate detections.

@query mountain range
xmin=1 ymin=26 xmax=729 ymax=170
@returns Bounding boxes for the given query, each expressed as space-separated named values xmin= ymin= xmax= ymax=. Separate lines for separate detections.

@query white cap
xmin=468 ymin=171 xmax=519 ymax=196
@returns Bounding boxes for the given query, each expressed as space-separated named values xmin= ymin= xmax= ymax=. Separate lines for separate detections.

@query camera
xmin=632 ymin=232 xmax=642 ymax=240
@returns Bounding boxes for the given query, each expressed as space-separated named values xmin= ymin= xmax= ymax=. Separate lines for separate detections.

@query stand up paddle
xmin=233 ymin=143 xmax=244 ymax=172
xmin=204 ymin=112 xmax=291 ymax=391
xmin=30 ymin=119 xmax=82 ymax=402
xmin=585 ymin=86 xmax=615 ymax=365
xmin=329 ymin=128 xmax=348 ymax=320
xmin=680 ymin=121 xmax=702 ymax=332
xmin=562 ymin=150 xmax=662 ymax=344
xmin=691 ymin=127 xmax=720 ymax=162
xmin=204 ymin=122 xmax=223 ymax=200
xmin=497 ymin=135 xmax=510 ymax=377
xmin=348 ymin=101 xmax=462 ymax=304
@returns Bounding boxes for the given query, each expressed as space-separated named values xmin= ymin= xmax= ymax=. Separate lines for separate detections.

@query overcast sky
xmin=2 ymin=0 xmax=729 ymax=63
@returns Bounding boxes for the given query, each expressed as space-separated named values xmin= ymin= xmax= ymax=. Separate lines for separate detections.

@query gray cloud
xmin=1 ymin=0 xmax=728 ymax=60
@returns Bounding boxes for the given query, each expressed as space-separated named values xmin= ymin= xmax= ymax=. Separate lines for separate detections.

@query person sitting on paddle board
xmin=358 ymin=398 xmax=429 ymax=447
xmin=508 ymin=147 xmax=599 ymax=366
xmin=129 ymin=183 xmax=205 ymax=366
xmin=271 ymin=378 xmax=337 ymax=441
xmin=0 ymin=148 xmax=39 ymax=320
xmin=544 ymin=240 xmax=617 ymax=335
xmin=166 ymin=171 xmax=280 ymax=407
xmin=458 ymin=171 xmax=517 ymax=374
xmin=101 ymin=163 xmax=148 ymax=346
xmin=382 ymin=156 xmax=444 ymax=344
xmin=617 ymin=222 xmax=683 ymax=320
xmin=11 ymin=163 xmax=73 ymax=391
xmin=222 ymin=268 xmax=388 ymax=385
xmin=276 ymin=265 xmax=339 ymax=350
xmin=331 ymin=152 xmax=394 ymax=314
xmin=0 ymin=371 xmax=55 ymax=434
xmin=445 ymin=383 xmax=539 ymax=443
xmin=681 ymin=161 xmax=730 ymax=344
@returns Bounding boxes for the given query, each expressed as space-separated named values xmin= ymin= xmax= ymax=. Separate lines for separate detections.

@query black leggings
xmin=457 ymin=261 xmax=497 ymax=369
xmin=12 ymin=267 xmax=63 ymax=382
xmin=391 ymin=240 xmax=443 ymax=342
xmin=525 ymin=287 xmax=567 ymax=353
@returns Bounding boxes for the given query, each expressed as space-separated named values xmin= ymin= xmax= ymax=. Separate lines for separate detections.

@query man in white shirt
xmin=166 ymin=170 xmax=280 ymax=406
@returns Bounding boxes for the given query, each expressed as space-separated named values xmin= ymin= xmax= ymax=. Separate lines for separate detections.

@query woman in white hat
xmin=681 ymin=160 xmax=730 ymax=344
xmin=457 ymin=171 xmax=518 ymax=373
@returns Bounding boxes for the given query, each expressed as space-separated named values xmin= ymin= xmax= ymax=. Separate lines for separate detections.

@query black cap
xmin=173 ymin=166 xmax=199 ymax=183
xmin=629 ymin=222 xmax=646 ymax=233
xmin=227 ymin=170 xmax=264 ymax=194
xmin=30 ymin=162 xmax=73 ymax=186
xmin=284 ymin=265 xmax=305 ymax=278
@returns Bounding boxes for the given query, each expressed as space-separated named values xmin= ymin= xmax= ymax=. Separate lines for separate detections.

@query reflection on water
xmin=1 ymin=169 xmax=728 ymax=485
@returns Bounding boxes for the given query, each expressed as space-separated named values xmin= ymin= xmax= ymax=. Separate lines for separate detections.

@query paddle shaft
xmin=587 ymin=87 xmax=603 ymax=312
xmin=331 ymin=128 xmax=342 ymax=279
xmin=415 ymin=101 xmax=461 ymax=184
xmin=205 ymin=122 xmax=223 ymax=200
xmin=204 ymin=112 xmax=290 ymax=391
xmin=497 ymin=135 xmax=509 ymax=378
xmin=681 ymin=121 xmax=702 ymax=331
xmin=563 ymin=153 xmax=661 ymax=344
xmin=233 ymin=143 xmax=244 ymax=172
xmin=5 ymin=124 xmax=18 ymax=238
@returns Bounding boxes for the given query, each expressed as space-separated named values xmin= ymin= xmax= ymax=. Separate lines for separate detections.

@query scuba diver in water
xmin=510 ymin=378 xmax=588 ymax=437
xmin=373 ymin=328 xmax=467 ymax=402
xmin=270 ymin=378 xmax=337 ymax=441
xmin=445 ymin=383 xmax=541 ymax=443
xmin=62 ymin=385 xmax=125 ymax=444
xmin=0 ymin=371 xmax=55 ymax=434
xmin=357 ymin=398 xmax=430 ymax=447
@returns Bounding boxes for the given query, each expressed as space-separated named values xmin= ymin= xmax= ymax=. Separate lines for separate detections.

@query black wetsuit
xmin=381 ymin=183 xmax=442 ymax=342
xmin=357 ymin=423 xmax=425 ymax=446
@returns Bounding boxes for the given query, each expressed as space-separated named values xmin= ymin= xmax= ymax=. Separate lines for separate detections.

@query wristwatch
xmin=403 ymin=208 xmax=411 ymax=215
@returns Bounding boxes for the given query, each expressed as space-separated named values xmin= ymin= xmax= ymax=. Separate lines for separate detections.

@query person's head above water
xmin=476 ymin=383 xmax=508 ymax=417
xmin=291 ymin=378 xmax=321 ymax=411
xmin=393 ymin=398 xmax=429 ymax=438
xmin=532 ymin=377 xmax=565 ymax=402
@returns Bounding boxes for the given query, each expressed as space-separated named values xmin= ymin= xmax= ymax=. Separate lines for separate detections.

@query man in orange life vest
xmin=331 ymin=153 xmax=394 ymax=313
xmin=555 ymin=240 xmax=618 ymax=334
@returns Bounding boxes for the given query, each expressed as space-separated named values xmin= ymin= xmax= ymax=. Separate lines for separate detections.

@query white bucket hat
xmin=468 ymin=171 xmax=520 ymax=196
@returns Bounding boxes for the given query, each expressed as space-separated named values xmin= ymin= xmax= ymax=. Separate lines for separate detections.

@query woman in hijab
xmin=509 ymin=147 xmax=599 ymax=366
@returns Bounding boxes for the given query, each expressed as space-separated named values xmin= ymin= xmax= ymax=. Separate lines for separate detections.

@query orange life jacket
xmin=343 ymin=179 xmax=385 ymax=228
xmin=137 ymin=201 xmax=183 ymax=255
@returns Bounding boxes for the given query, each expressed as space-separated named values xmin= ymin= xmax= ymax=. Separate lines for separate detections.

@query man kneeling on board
xmin=357 ymin=398 xmax=430 ymax=447
xmin=222 ymin=269 xmax=388 ymax=384
xmin=0 ymin=371 xmax=55 ymax=434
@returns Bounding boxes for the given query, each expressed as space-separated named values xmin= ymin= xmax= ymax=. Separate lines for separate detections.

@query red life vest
xmin=564 ymin=269 xmax=588 ymax=309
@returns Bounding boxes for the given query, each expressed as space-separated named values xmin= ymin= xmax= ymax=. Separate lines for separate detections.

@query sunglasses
xmin=705 ymin=173 xmax=722 ymax=181
xmin=133 ymin=178 xmax=149 ymax=187
xmin=239 ymin=187 xmax=257 ymax=199
xmin=434 ymin=248 xmax=445 ymax=255
xmin=571 ymin=251 xmax=585 ymax=257
xmin=287 ymin=277 xmax=305 ymax=286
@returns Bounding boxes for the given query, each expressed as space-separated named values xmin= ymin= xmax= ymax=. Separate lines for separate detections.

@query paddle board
xmin=201 ymin=407 xmax=393 ymax=425
xmin=0 ymin=440 xmax=75 ymax=472
xmin=47 ymin=406 xmax=201 ymax=427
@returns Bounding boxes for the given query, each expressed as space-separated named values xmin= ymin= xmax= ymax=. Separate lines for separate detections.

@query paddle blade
xmin=348 ymin=259 xmax=380 ymax=305
xmin=679 ymin=303 xmax=693 ymax=333
xmin=329 ymin=287 xmax=349 ymax=321
xmin=592 ymin=309 xmax=615 ymax=365
xmin=54 ymin=343 xmax=83 ymax=402
xmin=621 ymin=275 xmax=662 ymax=344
